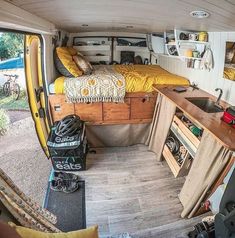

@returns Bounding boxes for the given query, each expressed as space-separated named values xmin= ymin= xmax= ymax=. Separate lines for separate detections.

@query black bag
xmin=47 ymin=122 xmax=88 ymax=171
xmin=120 ymin=51 xmax=135 ymax=64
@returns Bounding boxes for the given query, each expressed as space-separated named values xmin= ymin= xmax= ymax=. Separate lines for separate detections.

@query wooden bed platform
xmin=49 ymin=92 xmax=157 ymax=124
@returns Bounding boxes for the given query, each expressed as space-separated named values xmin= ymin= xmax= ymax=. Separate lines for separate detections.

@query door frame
xmin=0 ymin=28 xmax=52 ymax=157
xmin=25 ymin=34 xmax=51 ymax=157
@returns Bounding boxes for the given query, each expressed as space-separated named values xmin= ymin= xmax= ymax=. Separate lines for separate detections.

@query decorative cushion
xmin=73 ymin=54 xmax=93 ymax=75
xmin=9 ymin=223 xmax=99 ymax=238
xmin=54 ymin=47 xmax=83 ymax=77
xmin=0 ymin=221 xmax=21 ymax=238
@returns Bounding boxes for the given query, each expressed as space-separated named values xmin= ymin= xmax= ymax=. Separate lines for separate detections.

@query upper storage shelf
xmin=163 ymin=29 xmax=210 ymax=69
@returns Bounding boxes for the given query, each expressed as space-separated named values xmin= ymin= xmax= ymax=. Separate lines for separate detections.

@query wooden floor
xmin=78 ymin=145 xmax=205 ymax=238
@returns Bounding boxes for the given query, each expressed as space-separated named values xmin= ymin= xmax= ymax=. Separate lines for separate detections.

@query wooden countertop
xmin=153 ymin=85 xmax=235 ymax=151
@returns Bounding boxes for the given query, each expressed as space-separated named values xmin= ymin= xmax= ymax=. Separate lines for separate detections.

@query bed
xmin=49 ymin=65 xmax=189 ymax=124
xmin=49 ymin=65 xmax=189 ymax=94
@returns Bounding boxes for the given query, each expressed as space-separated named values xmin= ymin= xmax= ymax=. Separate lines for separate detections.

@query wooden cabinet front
xmin=49 ymin=95 xmax=74 ymax=122
xmin=75 ymin=102 xmax=103 ymax=122
xmin=130 ymin=95 xmax=156 ymax=119
xmin=103 ymin=98 xmax=130 ymax=121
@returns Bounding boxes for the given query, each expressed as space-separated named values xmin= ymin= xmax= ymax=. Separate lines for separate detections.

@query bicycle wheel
xmin=11 ymin=83 xmax=20 ymax=100
xmin=2 ymin=82 xmax=10 ymax=96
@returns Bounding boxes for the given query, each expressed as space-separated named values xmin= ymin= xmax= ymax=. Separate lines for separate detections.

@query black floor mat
xmin=44 ymin=180 xmax=86 ymax=232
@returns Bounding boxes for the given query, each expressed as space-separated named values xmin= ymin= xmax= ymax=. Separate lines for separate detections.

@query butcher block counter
xmin=151 ymin=85 xmax=235 ymax=218
xmin=153 ymin=85 xmax=235 ymax=151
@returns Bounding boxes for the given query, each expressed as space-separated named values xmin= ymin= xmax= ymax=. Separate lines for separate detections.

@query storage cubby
xmin=163 ymin=29 xmax=210 ymax=70
xmin=163 ymin=131 xmax=193 ymax=178
xmin=73 ymin=37 xmax=112 ymax=64
xmin=163 ymin=109 xmax=204 ymax=177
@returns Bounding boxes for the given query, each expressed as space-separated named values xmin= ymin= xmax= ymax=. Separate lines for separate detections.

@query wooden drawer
xmin=103 ymin=98 xmax=130 ymax=121
xmin=75 ymin=102 xmax=102 ymax=122
xmin=49 ymin=95 xmax=74 ymax=122
xmin=131 ymin=96 xmax=156 ymax=119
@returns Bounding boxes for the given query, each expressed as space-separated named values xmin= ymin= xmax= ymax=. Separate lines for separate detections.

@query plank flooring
xmin=77 ymin=145 xmax=206 ymax=237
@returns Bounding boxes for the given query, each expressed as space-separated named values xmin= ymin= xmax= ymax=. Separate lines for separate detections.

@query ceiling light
xmin=190 ymin=10 xmax=210 ymax=19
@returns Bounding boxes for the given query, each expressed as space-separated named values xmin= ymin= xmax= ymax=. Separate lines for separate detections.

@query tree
xmin=0 ymin=33 xmax=24 ymax=61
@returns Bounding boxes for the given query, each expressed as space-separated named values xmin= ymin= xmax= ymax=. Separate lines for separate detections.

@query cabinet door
xmin=131 ymin=96 xmax=156 ymax=119
xmin=103 ymin=98 xmax=130 ymax=121
xmin=49 ymin=95 xmax=74 ymax=122
xmin=75 ymin=103 xmax=103 ymax=122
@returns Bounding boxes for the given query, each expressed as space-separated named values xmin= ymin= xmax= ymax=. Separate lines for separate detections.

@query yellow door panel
xmin=25 ymin=35 xmax=50 ymax=157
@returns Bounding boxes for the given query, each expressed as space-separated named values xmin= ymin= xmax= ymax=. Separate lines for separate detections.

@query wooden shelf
xmin=170 ymin=123 xmax=197 ymax=158
xmin=162 ymin=145 xmax=181 ymax=178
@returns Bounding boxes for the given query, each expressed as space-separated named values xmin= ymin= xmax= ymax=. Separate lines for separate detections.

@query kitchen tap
xmin=215 ymin=88 xmax=223 ymax=107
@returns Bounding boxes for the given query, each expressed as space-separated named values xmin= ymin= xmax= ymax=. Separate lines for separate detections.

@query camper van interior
xmin=0 ymin=0 xmax=235 ymax=237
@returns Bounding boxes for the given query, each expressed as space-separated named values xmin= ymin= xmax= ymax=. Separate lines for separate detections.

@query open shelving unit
xmin=162 ymin=112 xmax=203 ymax=178
xmin=73 ymin=37 xmax=112 ymax=64
xmin=163 ymin=29 xmax=210 ymax=69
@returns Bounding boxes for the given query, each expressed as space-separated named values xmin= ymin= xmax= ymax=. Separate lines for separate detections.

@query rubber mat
xmin=44 ymin=180 xmax=86 ymax=232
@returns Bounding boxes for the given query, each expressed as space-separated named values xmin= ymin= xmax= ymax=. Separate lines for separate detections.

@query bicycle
xmin=2 ymin=74 xmax=21 ymax=100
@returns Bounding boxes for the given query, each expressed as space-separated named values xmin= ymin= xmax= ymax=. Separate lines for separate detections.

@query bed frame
xmin=49 ymin=92 xmax=157 ymax=125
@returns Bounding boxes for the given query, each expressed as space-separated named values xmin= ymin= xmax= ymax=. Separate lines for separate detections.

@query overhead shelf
xmin=178 ymin=40 xmax=210 ymax=45
xmin=74 ymin=45 xmax=111 ymax=51
xmin=115 ymin=45 xmax=149 ymax=53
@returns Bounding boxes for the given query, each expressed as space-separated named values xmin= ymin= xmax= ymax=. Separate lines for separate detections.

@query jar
xmin=185 ymin=49 xmax=193 ymax=57
xmin=199 ymin=32 xmax=208 ymax=42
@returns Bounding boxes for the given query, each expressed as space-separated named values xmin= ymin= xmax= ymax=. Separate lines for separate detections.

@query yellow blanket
xmin=223 ymin=67 xmax=235 ymax=81
xmin=54 ymin=65 xmax=189 ymax=94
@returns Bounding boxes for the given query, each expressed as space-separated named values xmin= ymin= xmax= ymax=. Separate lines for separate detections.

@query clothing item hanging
xmin=200 ymin=48 xmax=214 ymax=71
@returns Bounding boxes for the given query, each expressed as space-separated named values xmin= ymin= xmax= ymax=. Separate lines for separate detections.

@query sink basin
xmin=186 ymin=97 xmax=224 ymax=113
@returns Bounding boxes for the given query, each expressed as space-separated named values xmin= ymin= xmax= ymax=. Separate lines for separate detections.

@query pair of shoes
xmin=50 ymin=172 xmax=80 ymax=193
xmin=54 ymin=171 xmax=79 ymax=182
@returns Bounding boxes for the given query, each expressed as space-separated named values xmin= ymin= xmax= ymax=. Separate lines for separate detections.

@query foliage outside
xmin=0 ymin=109 xmax=10 ymax=135
xmin=0 ymin=33 xmax=24 ymax=60
xmin=0 ymin=88 xmax=29 ymax=110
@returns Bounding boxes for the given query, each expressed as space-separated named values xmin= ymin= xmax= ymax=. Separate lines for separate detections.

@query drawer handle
xmin=142 ymin=98 xmax=146 ymax=103
xmin=54 ymin=105 xmax=61 ymax=112
xmin=86 ymin=102 xmax=91 ymax=105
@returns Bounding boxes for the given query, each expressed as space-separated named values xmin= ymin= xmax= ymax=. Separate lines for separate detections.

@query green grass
xmin=0 ymin=88 xmax=29 ymax=110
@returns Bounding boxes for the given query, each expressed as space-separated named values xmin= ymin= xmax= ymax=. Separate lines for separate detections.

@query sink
xmin=186 ymin=97 xmax=224 ymax=113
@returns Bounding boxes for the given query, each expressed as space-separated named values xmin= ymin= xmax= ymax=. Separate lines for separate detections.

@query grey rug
xmin=43 ymin=180 xmax=86 ymax=232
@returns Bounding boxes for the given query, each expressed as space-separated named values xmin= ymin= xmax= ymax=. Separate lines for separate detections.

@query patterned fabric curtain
xmin=0 ymin=168 xmax=61 ymax=232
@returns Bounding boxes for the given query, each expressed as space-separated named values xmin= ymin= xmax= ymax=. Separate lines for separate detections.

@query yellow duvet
xmin=54 ymin=65 xmax=189 ymax=94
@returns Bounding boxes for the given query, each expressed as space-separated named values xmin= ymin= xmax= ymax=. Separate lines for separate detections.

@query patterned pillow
xmin=73 ymin=54 xmax=93 ymax=75
xmin=54 ymin=47 xmax=83 ymax=77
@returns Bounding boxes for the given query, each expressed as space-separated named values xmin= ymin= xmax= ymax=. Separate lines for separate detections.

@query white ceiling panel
xmin=4 ymin=0 xmax=235 ymax=33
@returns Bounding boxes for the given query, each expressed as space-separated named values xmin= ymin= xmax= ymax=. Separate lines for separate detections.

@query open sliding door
xmin=25 ymin=35 xmax=50 ymax=157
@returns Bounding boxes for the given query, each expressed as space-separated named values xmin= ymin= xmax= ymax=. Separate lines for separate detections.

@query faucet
xmin=215 ymin=88 xmax=223 ymax=106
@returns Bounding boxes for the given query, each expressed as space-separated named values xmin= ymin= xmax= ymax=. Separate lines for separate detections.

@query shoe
xmin=62 ymin=179 xmax=79 ymax=193
xmin=53 ymin=172 xmax=79 ymax=182
xmin=50 ymin=179 xmax=64 ymax=192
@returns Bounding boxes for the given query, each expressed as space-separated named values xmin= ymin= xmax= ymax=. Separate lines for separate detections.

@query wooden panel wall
xmin=159 ymin=32 xmax=235 ymax=105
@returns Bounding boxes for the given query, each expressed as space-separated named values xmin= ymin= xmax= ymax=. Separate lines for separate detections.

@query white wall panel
xmin=159 ymin=32 xmax=235 ymax=105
